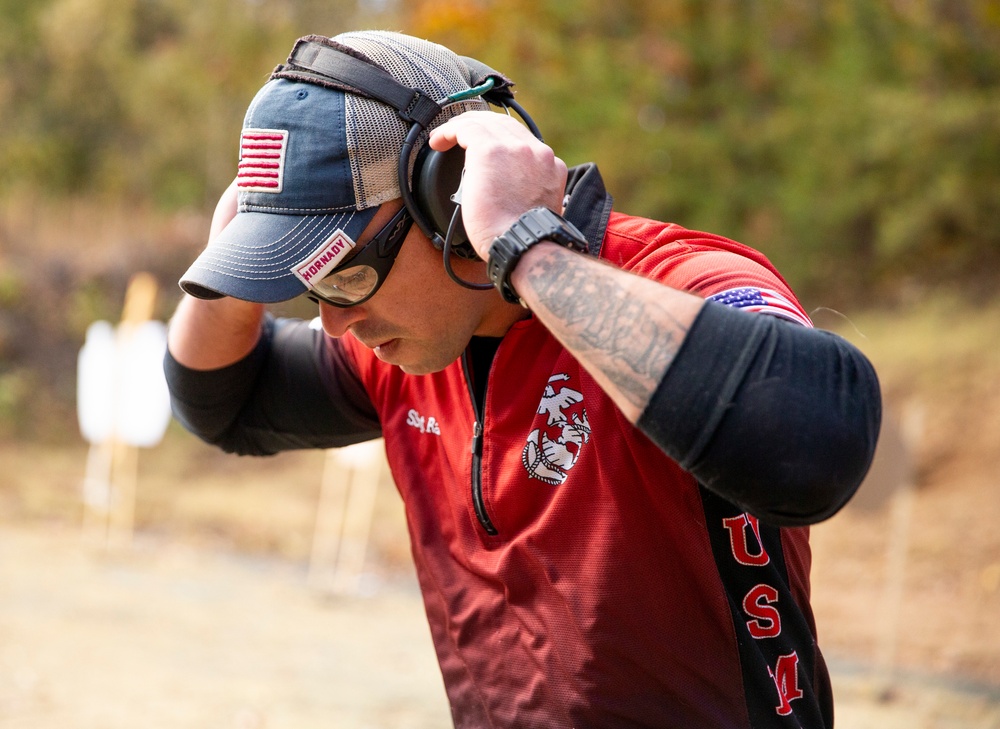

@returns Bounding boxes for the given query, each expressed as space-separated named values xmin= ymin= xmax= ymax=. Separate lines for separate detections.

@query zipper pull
xmin=471 ymin=420 xmax=482 ymax=455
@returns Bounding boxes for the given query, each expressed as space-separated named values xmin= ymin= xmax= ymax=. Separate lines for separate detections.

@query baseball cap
xmin=179 ymin=31 xmax=494 ymax=303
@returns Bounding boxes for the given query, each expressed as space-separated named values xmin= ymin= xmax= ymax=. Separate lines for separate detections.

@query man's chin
xmin=395 ymin=351 xmax=464 ymax=376
xmin=398 ymin=361 xmax=447 ymax=376
xmin=373 ymin=339 xmax=465 ymax=375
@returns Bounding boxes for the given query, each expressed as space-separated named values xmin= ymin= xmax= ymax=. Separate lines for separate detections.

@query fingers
xmin=429 ymin=113 xmax=566 ymax=185
xmin=429 ymin=110 xmax=534 ymax=151
xmin=209 ymin=179 xmax=240 ymax=242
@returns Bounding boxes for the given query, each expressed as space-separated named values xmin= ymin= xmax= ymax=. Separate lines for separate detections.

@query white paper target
xmin=77 ymin=320 xmax=172 ymax=447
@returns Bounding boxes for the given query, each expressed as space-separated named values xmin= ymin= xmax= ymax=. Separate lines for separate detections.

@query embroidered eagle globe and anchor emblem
xmin=522 ymin=374 xmax=591 ymax=485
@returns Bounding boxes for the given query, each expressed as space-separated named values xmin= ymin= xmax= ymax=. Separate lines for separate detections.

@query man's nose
xmin=318 ymin=301 xmax=366 ymax=338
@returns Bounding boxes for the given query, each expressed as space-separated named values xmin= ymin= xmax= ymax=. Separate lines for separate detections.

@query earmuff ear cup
xmin=413 ymin=145 xmax=479 ymax=259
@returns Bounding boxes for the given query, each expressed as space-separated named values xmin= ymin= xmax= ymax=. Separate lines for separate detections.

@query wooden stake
xmin=81 ymin=439 xmax=115 ymax=545
xmin=80 ymin=272 xmax=159 ymax=551
xmin=107 ymin=438 xmax=139 ymax=550
xmin=308 ymin=440 xmax=384 ymax=595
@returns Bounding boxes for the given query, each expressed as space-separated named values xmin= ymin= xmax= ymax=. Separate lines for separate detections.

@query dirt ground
xmin=2 ymin=435 xmax=999 ymax=728
xmin=1 ymin=514 xmax=998 ymax=729
xmin=0 ymin=524 xmax=450 ymax=729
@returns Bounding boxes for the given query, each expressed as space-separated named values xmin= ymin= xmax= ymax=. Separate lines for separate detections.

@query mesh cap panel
xmin=333 ymin=31 xmax=489 ymax=208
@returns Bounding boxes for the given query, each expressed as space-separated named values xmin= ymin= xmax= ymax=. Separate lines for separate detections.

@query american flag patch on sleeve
xmin=237 ymin=128 xmax=288 ymax=193
xmin=706 ymin=287 xmax=812 ymax=327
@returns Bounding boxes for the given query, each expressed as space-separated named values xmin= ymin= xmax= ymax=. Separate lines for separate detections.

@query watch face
xmin=535 ymin=209 xmax=588 ymax=252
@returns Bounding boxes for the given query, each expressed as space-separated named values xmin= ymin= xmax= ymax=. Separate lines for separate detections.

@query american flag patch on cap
xmin=707 ymin=287 xmax=812 ymax=327
xmin=238 ymin=128 xmax=288 ymax=193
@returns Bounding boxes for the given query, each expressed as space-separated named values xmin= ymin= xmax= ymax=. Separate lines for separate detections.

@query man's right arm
xmin=167 ymin=295 xmax=265 ymax=371
xmin=164 ymin=183 xmax=381 ymax=455
xmin=165 ymin=314 xmax=382 ymax=455
xmin=167 ymin=180 xmax=267 ymax=372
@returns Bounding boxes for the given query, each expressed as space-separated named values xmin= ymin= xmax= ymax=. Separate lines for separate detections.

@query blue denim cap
xmin=179 ymin=79 xmax=381 ymax=303
xmin=179 ymin=30 xmax=493 ymax=304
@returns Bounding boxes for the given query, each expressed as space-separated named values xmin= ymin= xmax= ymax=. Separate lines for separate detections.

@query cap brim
xmin=179 ymin=207 xmax=380 ymax=304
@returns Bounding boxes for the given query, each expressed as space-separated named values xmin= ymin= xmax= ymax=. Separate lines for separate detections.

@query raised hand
xmin=429 ymin=111 xmax=568 ymax=260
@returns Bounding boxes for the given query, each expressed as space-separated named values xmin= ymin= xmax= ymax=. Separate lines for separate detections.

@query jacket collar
xmin=563 ymin=163 xmax=614 ymax=256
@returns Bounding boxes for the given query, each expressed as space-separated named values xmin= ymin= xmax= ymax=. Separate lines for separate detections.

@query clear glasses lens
xmin=312 ymin=265 xmax=379 ymax=305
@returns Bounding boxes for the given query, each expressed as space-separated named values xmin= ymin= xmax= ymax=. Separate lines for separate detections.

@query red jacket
xmin=339 ymin=211 xmax=831 ymax=728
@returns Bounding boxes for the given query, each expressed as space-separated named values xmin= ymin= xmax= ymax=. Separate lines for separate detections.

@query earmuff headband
xmin=281 ymin=38 xmax=444 ymax=128
xmin=271 ymin=35 xmax=542 ymax=290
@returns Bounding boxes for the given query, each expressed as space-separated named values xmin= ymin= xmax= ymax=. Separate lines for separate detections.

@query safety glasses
xmin=305 ymin=206 xmax=414 ymax=307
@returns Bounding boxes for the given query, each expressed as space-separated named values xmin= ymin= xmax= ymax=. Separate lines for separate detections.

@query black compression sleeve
xmin=163 ymin=320 xmax=272 ymax=447
xmin=636 ymin=301 xmax=881 ymax=526
xmin=164 ymin=315 xmax=381 ymax=456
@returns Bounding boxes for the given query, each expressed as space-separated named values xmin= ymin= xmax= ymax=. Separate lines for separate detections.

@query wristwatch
xmin=487 ymin=207 xmax=590 ymax=305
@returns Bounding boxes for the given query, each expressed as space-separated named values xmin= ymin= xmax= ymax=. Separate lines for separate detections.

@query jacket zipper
xmin=462 ymin=351 xmax=498 ymax=536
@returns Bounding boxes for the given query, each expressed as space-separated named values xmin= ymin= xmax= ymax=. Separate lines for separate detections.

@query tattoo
xmin=524 ymin=253 xmax=689 ymax=409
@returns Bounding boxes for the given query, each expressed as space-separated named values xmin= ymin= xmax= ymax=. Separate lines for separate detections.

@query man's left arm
xmin=514 ymin=245 xmax=881 ymax=526
xmin=431 ymin=112 xmax=881 ymax=525
xmin=513 ymin=243 xmax=704 ymax=419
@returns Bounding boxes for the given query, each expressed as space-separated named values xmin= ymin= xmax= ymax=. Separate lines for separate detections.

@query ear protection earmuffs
xmin=272 ymin=36 xmax=543 ymax=290
xmin=413 ymin=143 xmax=472 ymax=254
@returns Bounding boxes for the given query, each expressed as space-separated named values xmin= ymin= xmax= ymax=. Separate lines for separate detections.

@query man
xmin=165 ymin=30 xmax=880 ymax=728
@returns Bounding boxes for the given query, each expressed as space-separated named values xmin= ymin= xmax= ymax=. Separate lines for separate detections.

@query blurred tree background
xmin=0 ymin=0 xmax=998 ymax=439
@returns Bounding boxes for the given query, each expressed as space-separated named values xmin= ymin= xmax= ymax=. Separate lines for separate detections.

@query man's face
xmin=316 ymin=202 xmax=502 ymax=375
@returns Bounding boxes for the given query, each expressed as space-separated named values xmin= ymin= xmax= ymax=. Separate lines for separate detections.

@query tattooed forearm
xmin=518 ymin=248 xmax=699 ymax=412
